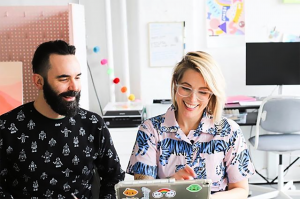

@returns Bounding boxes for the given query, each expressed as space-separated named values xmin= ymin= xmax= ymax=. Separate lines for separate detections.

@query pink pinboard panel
xmin=0 ymin=6 xmax=70 ymax=104
xmin=0 ymin=62 xmax=23 ymax=115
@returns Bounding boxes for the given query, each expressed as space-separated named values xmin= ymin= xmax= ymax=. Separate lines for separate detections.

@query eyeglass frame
xmin=175 ymin=84 xmax=213 ymax=101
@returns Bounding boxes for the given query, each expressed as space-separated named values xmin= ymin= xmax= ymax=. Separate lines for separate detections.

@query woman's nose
xmin=189 ymin=91 xmax=198 ymax=101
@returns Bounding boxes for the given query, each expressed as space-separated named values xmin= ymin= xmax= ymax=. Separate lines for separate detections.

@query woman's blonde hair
xmin=171 ymin=51 xmax=226 ymax=123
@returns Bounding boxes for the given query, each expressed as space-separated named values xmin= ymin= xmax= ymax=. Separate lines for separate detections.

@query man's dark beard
xmin=43 ymin=79 xmax=80 ymax=117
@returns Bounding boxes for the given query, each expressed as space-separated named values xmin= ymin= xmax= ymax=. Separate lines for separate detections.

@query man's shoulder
xmin=0 ymin=102 xmax=33 ymax=119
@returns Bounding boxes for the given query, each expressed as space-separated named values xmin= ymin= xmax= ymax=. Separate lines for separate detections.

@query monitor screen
xmin=246 ymin=42 xmax=300 ymax=85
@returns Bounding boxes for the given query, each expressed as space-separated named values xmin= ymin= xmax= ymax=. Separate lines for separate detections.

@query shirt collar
xmin=163 ymin=105 xmax=217 ymax=136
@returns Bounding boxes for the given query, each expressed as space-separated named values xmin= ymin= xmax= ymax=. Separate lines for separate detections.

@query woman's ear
xmin=33 ymin=74 xmax=44 ymax=90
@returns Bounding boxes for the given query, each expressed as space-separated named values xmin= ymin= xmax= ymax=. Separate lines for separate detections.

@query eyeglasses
xmin=176 ymin=84 xmax=213 ymax=101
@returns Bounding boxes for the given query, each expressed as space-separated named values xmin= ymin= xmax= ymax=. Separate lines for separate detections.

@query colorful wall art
xmin=206 ymin=0 xmax=245 ymax=36
xmin=0 ymin=62 xmax=23 ymax=115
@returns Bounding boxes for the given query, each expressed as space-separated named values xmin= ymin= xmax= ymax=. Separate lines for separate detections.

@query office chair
xmin=248 ymin=96 xmax=300 ymax=199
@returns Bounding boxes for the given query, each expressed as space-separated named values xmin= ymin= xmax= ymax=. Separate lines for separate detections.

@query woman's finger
xmin=184 ymin=165 xmax=196 ymax=177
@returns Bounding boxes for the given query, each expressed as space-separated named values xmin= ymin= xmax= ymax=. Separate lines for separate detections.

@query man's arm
xmin=95 ymin=120 xmax=125 ymax=199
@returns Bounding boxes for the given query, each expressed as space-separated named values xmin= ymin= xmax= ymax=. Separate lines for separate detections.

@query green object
xmin=107 ymin=68 xmax=114 ymax=75
xmin=186 ymin=184 xmax=202 ymax=192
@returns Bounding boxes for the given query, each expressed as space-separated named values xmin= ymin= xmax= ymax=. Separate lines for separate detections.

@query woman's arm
xmin=134 ymin=165 xmax=196 ymax=180
xmin=134 ymin=174 xmax=155 ymax=180
xmin=210 ymin=179 xmax=249 ymax=199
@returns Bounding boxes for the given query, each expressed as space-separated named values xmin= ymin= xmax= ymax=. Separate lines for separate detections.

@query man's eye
xmin=59 ymin=79 xmax=68 ymax=82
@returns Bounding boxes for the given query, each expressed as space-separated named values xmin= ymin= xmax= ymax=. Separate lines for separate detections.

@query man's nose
xmin=69 ymin=79 xmax=80 ymax=91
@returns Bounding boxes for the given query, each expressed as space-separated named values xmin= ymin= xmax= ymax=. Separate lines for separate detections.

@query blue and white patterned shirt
xmin=127 ymin=105 xmax=255 ymax=192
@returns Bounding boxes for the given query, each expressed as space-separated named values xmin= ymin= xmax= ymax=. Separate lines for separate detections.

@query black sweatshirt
xmin=0 ymin=102 xmax=125 ymax=199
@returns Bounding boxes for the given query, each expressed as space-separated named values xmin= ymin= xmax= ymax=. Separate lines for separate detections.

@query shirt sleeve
xmin=0 ymin=119 xmax=14 ymax=199
xmin=94 ymin=118 xmax=125 ymax=199
xmin=126 ymin=121 xmax=158 ymax=178
xmin=224 ymin=120 xmax=255 ymax=183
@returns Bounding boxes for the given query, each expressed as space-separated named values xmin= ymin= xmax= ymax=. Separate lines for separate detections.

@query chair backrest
xmin=258 ymin=96 xmax=300 ymax=133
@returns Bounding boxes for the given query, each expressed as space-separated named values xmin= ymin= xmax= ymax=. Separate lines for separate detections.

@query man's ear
xmin=33 ymin=74 xmax=44 ymax=90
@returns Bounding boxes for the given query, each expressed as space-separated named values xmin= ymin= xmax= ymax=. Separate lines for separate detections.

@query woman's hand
xmin=169 ymin=165 xmax=197 ymax=180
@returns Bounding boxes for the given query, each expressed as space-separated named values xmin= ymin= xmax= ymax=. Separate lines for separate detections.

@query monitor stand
xmin=278 ymin=85 xmax=283 ymax=95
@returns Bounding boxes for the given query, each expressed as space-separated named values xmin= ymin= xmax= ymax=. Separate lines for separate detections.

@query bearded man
xmin=0 ymin=40 xmax=124 ymax=199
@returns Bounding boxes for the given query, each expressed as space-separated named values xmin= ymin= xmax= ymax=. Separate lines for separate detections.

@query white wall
xmin=82 ymin=0 xmax=300 ymax=114
xmin=126 ymin=0 xmax=300 ymax=107
xmin=3 ymin=0 xmax=300 ymax=114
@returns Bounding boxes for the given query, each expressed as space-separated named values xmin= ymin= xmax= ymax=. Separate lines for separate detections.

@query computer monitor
xmin=246 ymin=42 xmax=300 ymax=85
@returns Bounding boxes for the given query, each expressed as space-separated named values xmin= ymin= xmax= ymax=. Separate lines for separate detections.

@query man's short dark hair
xmin=32 ymin=40 xmax=76 ymax=77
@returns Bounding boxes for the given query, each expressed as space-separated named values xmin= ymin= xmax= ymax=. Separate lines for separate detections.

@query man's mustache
xmin=59 ymin=91 xmax=80 ymax=97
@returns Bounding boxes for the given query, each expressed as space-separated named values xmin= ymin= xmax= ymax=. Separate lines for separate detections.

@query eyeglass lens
xmin=177 ymin=85 xmax=211 ymax=101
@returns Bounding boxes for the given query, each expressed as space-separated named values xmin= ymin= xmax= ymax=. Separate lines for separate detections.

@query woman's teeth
xmin=184 ymin=102 xmax=198 ymax=108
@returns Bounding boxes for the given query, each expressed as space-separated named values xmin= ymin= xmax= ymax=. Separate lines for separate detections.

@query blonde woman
xmin=127 ymin=51 xmax=255 ymax=199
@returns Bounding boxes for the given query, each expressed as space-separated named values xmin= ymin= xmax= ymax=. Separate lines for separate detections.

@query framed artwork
xmin=206 ymin=0 xmax=245 ymax=47
xmin=206 ymin=0 xmax=245 ymax=36
xmin=0 ymin=62 xmax=23 ymax=115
